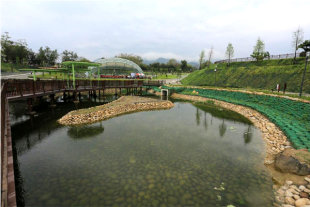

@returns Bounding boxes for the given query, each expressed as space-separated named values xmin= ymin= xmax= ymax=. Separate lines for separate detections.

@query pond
xmin=11 ymin=98 xmax=274 ymax=207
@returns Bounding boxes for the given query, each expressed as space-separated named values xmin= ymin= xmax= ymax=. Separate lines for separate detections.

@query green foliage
xmin=1 ymin=62 xmax=37 ymax=72
xmin=116 ymin=53 xmax=143 ymax=66
xmin=181 ymin=58 xmax=310 ymax=93
xmin=225 ymin=43 xmax=234 ymax=63
xmin=61 ymin=61 xmax=100 ymax=69
xmin=199 ymin=50 xmax=205 ymax=70
xmin=251 ymin=38 xmax=269 ymax=61
xmin=299 ymin=40 xmax=310 ymax=52
xmin=62 ymin=50 xmax=78 ymax=62
xmin=37 ymin=46 xmax=59 ymax=66
xmin=1 ymin=32 xmax=29 ymax=64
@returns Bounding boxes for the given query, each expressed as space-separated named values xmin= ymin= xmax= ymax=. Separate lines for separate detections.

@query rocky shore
xmin=58 ymin=96 xmax=174 ymax=126
xmin=275 ymin=178 xmax=310 ymax=207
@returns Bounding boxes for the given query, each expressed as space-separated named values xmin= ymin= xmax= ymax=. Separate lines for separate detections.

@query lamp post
xmin=299 ymin=52 xmax=310 ymax=97
xmin=214 ymin=66 xmax=217 ymax=87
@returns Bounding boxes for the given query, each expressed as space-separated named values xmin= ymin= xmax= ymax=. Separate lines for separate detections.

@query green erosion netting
xmin=161 ymin=86 xmax=310 ymax=150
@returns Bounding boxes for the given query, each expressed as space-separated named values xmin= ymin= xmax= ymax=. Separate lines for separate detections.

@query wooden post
xmin=72 ymin=63 xmax=75 ymax=89
xmin=32 ymin=71 xmax=37 ymax=81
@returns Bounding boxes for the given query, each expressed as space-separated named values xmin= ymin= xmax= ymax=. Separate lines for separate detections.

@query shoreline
xmin=170 ymin=93 xmax=289 ymax=165
xmin=58 ymin=96 xmax=174 ymax=126
xmin=169 ymin=93 xmax=310 ymax=206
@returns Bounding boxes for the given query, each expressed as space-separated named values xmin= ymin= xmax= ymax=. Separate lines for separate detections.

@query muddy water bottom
xmin=12 ymin=100 xmax=274 ymax=206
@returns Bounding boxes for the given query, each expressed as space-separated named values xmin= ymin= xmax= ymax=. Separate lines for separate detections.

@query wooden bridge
xmin=0 ymin=79 xmax=163 ymax=207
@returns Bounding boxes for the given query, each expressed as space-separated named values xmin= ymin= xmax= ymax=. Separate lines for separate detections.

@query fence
xmin=215 ymin=52 xmax=301 ymax=64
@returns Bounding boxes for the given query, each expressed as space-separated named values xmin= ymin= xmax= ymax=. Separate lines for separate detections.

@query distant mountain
xmin=188 ymin=61 xmax=199 ymax=68
xmin=143 ymin=57 xmax=199 ymax=68
xmin=143 ymin=58 xmax=170 ymax=65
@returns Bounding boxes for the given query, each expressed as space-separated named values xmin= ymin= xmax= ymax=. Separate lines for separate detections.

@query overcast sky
xmin=1 ymin=0 xmax=310 ymax=62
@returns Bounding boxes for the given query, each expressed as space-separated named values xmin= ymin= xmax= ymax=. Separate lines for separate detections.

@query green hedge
xmin=163 ymin=86 xmax=310 ymax=150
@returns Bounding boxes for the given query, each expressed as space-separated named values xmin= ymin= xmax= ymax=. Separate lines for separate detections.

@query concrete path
xmin=164 ymin=74 xmax=189 ymax=84
xmin=1 ymin=72 xmax=32 ymax=80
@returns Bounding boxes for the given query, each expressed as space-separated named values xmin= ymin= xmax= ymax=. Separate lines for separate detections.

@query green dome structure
xmin=93 ymin=57 xmax=143 ymax=75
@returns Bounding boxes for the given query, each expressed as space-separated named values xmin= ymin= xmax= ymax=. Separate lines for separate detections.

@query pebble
xmin=300 ymin=192 xmax=309 ymax=198
xmin=285 ymin=196 xmax=295 ymax=205
xmin=295 ymin=198 xmax=310 ymax=207
xmin=294 ymin=195 xmax=301 ymax=200
xmin=305 ymin=177 xmax=310 ymax=183
xmin=285 ymin=190 xmax=294 ymax=197
xmin=286 ymin=181 xmax=293 ymax=185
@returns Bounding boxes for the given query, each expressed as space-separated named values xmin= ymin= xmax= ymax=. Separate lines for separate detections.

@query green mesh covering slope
xmin=163 ymin=86 xmax=310 ymax=150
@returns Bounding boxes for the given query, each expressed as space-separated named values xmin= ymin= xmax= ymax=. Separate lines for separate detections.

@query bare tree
xmin=199 ymin=50 xmax=205 ymax=70
xmin=207 ymin=47 xmax=214 ymax=68
xmin=292 ymin=27 xmax=304 ymax=64
xmin=225 ymin=43 xmax=234 ymax=65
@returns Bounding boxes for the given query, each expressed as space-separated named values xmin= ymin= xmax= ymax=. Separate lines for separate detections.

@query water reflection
xmin=244 ymin=125 xmax=253 ymax=144
xmin=219 ymin=120 xmax=227 ymax=137
xmin=195 ymin=108 xmax=201 ymax=126
xmin=203 ymin=112 xmax=208 ymax=130
xmin=67 ymin=123 xmax=104 ymax=139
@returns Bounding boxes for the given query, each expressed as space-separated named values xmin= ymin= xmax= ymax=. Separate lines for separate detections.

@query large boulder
xmin=275 ymin=148 xmax=310 ymax=176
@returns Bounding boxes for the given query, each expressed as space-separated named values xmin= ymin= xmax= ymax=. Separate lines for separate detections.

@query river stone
xmin=285 ymin=190 xmax=294 ymax=197
xmin=294 ymin=194 xmax=301 ymax=200
xmin=305 ymin=177 xmax=310 ymax=183
xmin=286 ymin=180 xmax=293 ymax=186
xmin=285 ymin=196 xmax=295 ymax=205
xmin=275 ymin=149 xmax=310 ymax=175
xmin=295 ymin=198 xmax=310 ymax=207
xmin=300 ymin=192 xmax=309 ymax=198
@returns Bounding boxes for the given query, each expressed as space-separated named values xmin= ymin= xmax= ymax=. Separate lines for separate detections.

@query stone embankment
xmin=58 ymin=96 xmax=174 ymax=126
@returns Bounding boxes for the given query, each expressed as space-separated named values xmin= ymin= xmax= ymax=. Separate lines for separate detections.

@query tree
xmin=292 ymin=27 xmax=304 ymax=63
xmin=251 ymin=38 xmax=269 ymax=61
xmin=62 ymin=50 xmax=78 ymax=62
xmin=1 ymin=32 xmax=13 ymax=62
xmin=298 ymin=40 xmax=310 ymax=97
xmin=78 ymin=57 xmax=90 ymax=62
xmin=199 ymin=50 xmax=205 ymax=70
xmin=1 ymin=32 xmax=30 ymax=64
xmin=37 ymin=46 xmax=58 ymax=66
xmin=116 ymin=53 xmax=143 ymax=66
xmin=167 ymin=58 xmax=179 ymax=73
xmin=180 ymin=60 xmax=188 ymax=72
xmin=298 ymin=40 xmax=310 ymax=53
xmin=225 ymin=43 xmax=234 ymax=65
xmin=207 ymin=47 xmax=214 ymax=68
xmin=150 ymin=62 xmax=160 ymax=74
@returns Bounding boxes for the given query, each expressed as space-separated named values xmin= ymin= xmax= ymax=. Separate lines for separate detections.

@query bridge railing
xmin=3 ymin=79 xmax=164 ymax=98
xmin=214 ymin=52 xmax=302 ymax=64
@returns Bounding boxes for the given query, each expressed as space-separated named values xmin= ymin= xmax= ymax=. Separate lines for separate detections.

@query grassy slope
xmin=181 ymin=58 xmax=310 ymax=93
xmin=1 ymin=62 xmax=37 ymax=73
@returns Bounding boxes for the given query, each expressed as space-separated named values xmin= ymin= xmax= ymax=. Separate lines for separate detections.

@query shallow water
xmin=12 ymin=99 xmax=274 ymax=207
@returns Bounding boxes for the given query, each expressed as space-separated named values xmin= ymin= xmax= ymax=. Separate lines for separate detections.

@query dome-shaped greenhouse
xmin=93 ymin=57 xmax=143 ymax=75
